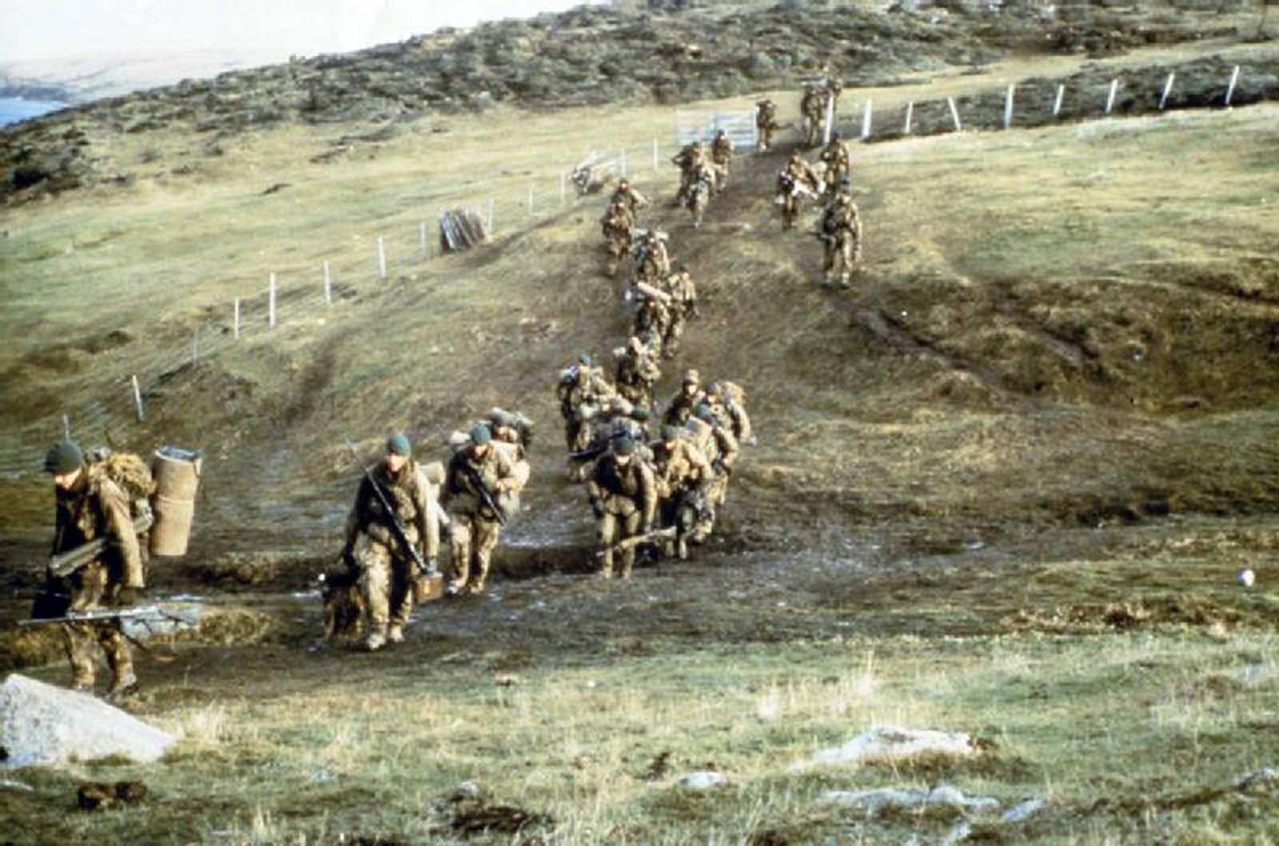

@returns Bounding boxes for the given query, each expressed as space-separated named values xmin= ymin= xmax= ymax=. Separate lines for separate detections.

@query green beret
xmin=44 ymin=440 xmax=84 ymax=474
xmin=386 ymin=434 xmax=412 ymax=456
xmin=613 ymin=436 xmax=637 ymax=456
xmin=470 ymin=424 xmax=492 ymax=445
xmin=661 ymin=425 xmax=681 ymax=441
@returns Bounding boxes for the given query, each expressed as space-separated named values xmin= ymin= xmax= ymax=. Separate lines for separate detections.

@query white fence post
xmin=860 ymin=99 xmax=872 ymax=141
xmin=269 ymin=273 xmax=277 ymax=328
xmin=822 ymin=94 xmax=835 ymax=146
xmin=1053 ymin=84 xmax=1065 ymax=117
xmin=946 ymin=97 xmax=962 ymax=132
xmin=323 ymin=261 xmax=332 ymax=305
xmin=652 ymin=138 xmax=659 ymax=171
xmin=1225 ymin=65 xmax=1241 ymax=107
xmin=233 ymin=298 xmax=241 ymax=338
xmin=1159 ymin=72 xmax=1176 ymax=110
xmin=62 ymin=413 xmax=70 ymax=440
xmin=1003 ymin=84 xmax=1015 ymax=130
xmin=377 ymin=236 xmax=387 ymax=280
xmin=1105 ymin=79 xmax=1119 ymax=115
xmin=903 ymin=101 xmax=914 ymax=135
xmin=419 ymin=221 xmax=428 ymax=257
xmin=131 ymin=375 xmax=145 ymax=422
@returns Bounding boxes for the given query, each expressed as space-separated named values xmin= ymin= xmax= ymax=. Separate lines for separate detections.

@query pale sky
xmin=0 ymin=1 xmax=603 ymax=63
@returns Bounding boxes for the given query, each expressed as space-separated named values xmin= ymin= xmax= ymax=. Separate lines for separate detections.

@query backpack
xmin=87 ymin=449 xmax=156 ymax=527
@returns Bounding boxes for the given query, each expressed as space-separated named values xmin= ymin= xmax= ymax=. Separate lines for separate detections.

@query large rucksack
xmin=87 ymin=449 xmax=156 ymax=528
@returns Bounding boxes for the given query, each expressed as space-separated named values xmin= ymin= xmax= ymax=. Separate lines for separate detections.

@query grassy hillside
xmin=0 ymin=18 xmax=1277 ymax=846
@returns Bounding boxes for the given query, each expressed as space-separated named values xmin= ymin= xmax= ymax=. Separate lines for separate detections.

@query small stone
xmin=679 ymin=771 xmax=727 ymax=790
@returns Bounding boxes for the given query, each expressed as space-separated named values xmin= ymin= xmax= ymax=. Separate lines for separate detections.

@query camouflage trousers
xmin=598 ymin=499 xmax=644 ymax=579
xmin=757 ymin=125 xmax=775 ymax=151
xmin=354 ymin=535 xmax=414 ymax=635
xmin=823 ymin=232 xmax=859 ymax=286
xmin=449 ymin=514 xmax=503 ymax=593
xmin=63 ymin=620 xmax=132 ymax=691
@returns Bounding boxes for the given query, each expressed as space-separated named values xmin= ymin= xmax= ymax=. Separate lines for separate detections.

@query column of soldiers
xmin=338 ymin=407 xmax=532 ymax=650
xmin=570 ymin=167 xmax=754 ymax=581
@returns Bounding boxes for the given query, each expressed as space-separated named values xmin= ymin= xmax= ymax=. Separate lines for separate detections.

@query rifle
xmin=48 ymin=511 xmax=154 ymax=579
xmin=461 ymin=461 xmax=508 ymax=527
xmin=570 ymin=443 xmax=609 ymax=463
xmin=595 ymin=526 xmax=676 ymax=558
xmin=343 ymin=437 xmax=429 ymax=572
xmin=18 ymin=604 xmax=190 ymax=629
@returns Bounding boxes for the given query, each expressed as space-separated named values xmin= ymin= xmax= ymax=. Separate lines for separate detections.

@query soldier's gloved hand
xmin=590 ymin=496 xmax=605 ymax=519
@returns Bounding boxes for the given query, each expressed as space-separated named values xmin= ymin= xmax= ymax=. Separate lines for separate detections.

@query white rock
xmin=679 ymin=771 xmax=728 ymax=790
xmin=1001 ymin=797 xmax=1047 ymax=823
xmin=792 ymin=725 xmax=975 ymax=771
xmin=0 ymin=674 xmax=176 ymax=768
xmin=820 ymin=785 xmax=998 ymax=815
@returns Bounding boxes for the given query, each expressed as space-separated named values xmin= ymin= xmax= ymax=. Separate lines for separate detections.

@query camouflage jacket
xmin=653 ymin=438 xmax=712 ymax=498
xmin=345 ymin=458 xmax=431 ymax=555
xmin=756 ymin=101 xmax=778 ymax=129
xmin=588 ymin=454 xmax=657 ymax=523
xmin=52 ymin=468 xmax=146 ymax=594
xmin=443 ymin=446 xmax=516 ymax=523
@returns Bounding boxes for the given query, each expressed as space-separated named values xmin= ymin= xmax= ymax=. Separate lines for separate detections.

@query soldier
xmin=40 ymin=440 xmax=144 ymax=697
xmin=705 ymin=382 xmax=753 ymax=445
xmin=587 ymin=437 xmax=658 ymax=580
xmin=819 ymin=132 xmax=853 ymax=198
xmin=615 ymin=335 xmax=662 ymax=409
xmin=755 ymin=98 xmax=779 ymax=152
xmin=694 ymin=403 xmax=740 ymax=510
xmin=818 ymin=192 xmax=863 ymax=288
xmin=663 ymin=368 xmax=706 ymax=427
xmin=634 ymin=292 xmax=673 ymax=350
xmin=558 ymin=354 xmax=616 ymax=452
xmin=685 ymin=158 xmax=717 ymax=229
xmin=651 ymin=424 xmax=712 ymax=560
xmin=661 ymin=264 xmax=698 ymax=357
xmin=776 ymin=153 xmax=820 ymax=231
xmin=800 ymin=84 xmax=826 ymax=148
xmin=711 ymin=129 xmax=734 ymax=189
xmin=442 ymin=424 xmax=517 ymax=596
xmin=633 ymin=230 xmax=671 ymax=286
xmin=670 ymin=140 xmax=708 ymax=205
xmin=488 ymin=409 xmax=532 ymax=519
xmin=600 ymin=197 xmax=635 ymax=277
xmin=611 ymin=178 xmax=650 ymax=215
xmin=341 ymin=434 xmax=437 ymax=651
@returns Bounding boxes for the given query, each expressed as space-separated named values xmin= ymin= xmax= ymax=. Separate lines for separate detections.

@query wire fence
xmin=0 ymin=62 xmax=1265 ymax=479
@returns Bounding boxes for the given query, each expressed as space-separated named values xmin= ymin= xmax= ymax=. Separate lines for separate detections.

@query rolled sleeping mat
xmin=150 ymin=446 xmax=202 ymax=556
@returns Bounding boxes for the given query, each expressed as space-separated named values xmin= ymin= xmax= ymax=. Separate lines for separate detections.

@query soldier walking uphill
xmin=600 ymin=197 xmax=635 ymax=278
xmin=341 ymin=434 xmax=438 ymax=651
xmin=776 ymin=153 xmax=821 ymax=231
xmin=442 ymin=424 xmax=517 ymax=596
xmin=587 ymin=437 xmax=658 ymax=580
xmin=800 ymin=84 xmax=826 ymax=148
xmin=817 ymin=192 xmax=863 ymax=288
xmin=660 ymin=264 xmax=699 ymax=357
xmin=39 ymin=441 xmax=146 ymax=697
xmin=711 ymin=130 xmax=734 ymax=190
xmin=819 ymin=133 xmax=853 ymax=198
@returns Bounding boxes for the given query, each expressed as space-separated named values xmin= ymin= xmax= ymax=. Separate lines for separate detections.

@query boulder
xmin=820 ymin=784 xmax=1000 ymax=815
xmin=791 ymin=725 xmax=975 ymax=771
xmin=0 ymin=674 xmax=176 ymax=768
xmin=679 ymin=771 xmax=728 ymax=790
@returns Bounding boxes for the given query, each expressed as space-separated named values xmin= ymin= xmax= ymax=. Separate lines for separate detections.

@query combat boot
xmin=106 ymin=671 xmax=138 ymax=701
xmin=387 ymin=623 xmax=405 ymax=644
xmin=365 ymin=629 xmax=387 ymax=652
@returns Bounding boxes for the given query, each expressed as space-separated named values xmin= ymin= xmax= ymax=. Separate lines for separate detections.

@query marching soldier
xmin=755 ymin=98 xmax=779 ymax=152
xmin=694 ymin=404 xmax=740 ymax=509
xmin=587 ymin=437 xmax=658 ymax=580
xmin=633 ymin=230 xmax=671 ymax=285
xmin=558 ymin=355 xmax=616 ymax=452
xmin=41 ymin=440 xmax=145 ymax=696
xmin=818 ymin=192 xmax=863 ymax=288
xmin=651 ymin=425 xmax=712 ymax=560
xmin=711 ymin=129 xmax=734 ymax=190
xmin=611 ymin=178 xmax=650 ymax=215
xmin=600 ymin=197 xmax=635 ymax=277
xmin=800 ymin=84 xmax=826 ymax=148
xmin=777 ymin=153 xmax=820 ymax=231
xmin=342 ymin=434 xmax=437 ymax=651
xmin=442 ymin=425 xmax=517 ymax=596
xmin=663 ymin=368 xmax=706 ymax=427
xmin=705 ymin=382 xmax=753 ymax=445
xmin=488 ymin=409 xmax=532 ymax=519
xmin=819 ymin=132 xmax=852 ymax=197
xmin=615 ymin=335 xmax=662 ymax=409
xmin=670 ymin=140 xmax=708 ymax=205
xmin=661 ymin=265 xmax=698 ymax=357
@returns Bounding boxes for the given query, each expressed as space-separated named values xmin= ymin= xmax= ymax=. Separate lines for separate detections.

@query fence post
xmin=269 ymin=273 xmax=277 ymax=328
xmin=1224 ymin=65 xmax=1241 ymax=107
xmin=528 ymin=185 xmax=534 ymax=215
xmin=946 ymin=97 xmax=962 ymax=132
xmin=323 ymin=261 xmax=332 ymax=305
xmin=1003 ymin=84 xmax=1015 ymax=130
xmin=652 ymin=138 xmax=659 ymax=171
xmin=560 ymin=172 xmax=566 ymax=206
xmin=131 ymin=375 xmax=145 ymax=422
xmin=822 ymin=94 xmax=835 ymax=146
xmin=419 ymin=221 xmax=428 ymax=257
xmin=1053 ymin=84 xmax=1065 ymax=117
xmin=233 ymin=298 xmax=241 ymax=338
xmin=62 ymin=413 xmax=70 ymax=440
xmin=860 ymin=99 xmax=873 ymax=141
xmin=903 ymin=101 xmax=914 ymax=136
xmin=377 ymin=236 xmax=387 ymax=280
xmin=1105 ymin=79 xmax=1119 ymax=115
xmin=1159 ymin=72 xmax=1176 ymax=110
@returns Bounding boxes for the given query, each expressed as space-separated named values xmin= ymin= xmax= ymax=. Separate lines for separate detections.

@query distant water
xmin=0 ymin=97 xmax=67 ymax=128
